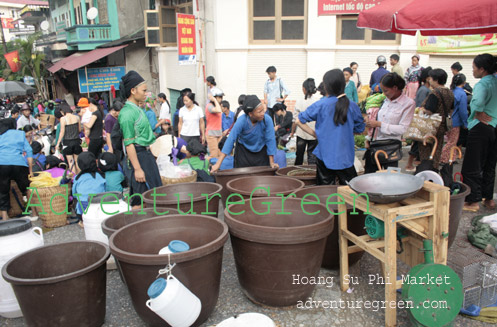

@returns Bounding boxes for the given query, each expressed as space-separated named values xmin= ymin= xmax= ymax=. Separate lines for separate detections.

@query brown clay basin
xmin=142 ymin=182 xmax=222 ymax=217
xmin=109 ymin=215 xmax=229 ymax=327
xmin=295 ymin=185 xmax=367 ymax=269
xmin=224 ymin=197 xmax=333 ymax=306
xmin=276 ymin=165 xmax=317 ymax=186
xmin=101 ymin=207 xmax=179 ymax=238
xmin=226 ymin=176 xmax=305 ymax=200
xmin=212 ymin=166 xmax=277 ymax=206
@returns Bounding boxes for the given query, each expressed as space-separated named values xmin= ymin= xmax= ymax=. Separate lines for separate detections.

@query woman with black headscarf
xmin=118 ymin=70 xmax=161 ymax=209
xmin=0 ymin=118 xmax=33 ymax=220
xmin=211 ymin=95 xmax=279 ymax=172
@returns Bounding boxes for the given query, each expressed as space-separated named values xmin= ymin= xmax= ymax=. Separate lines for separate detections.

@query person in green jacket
xmin=343 ymin=67 xmax=358 ymax=103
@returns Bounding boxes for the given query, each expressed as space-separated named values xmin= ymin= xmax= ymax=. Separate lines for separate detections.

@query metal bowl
xmin=348 ymin=167 xmax=424 ymax=204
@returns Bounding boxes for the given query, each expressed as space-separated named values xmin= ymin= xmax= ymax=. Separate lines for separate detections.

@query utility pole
xmin=0 ymin=13 xmax=7 ymax=53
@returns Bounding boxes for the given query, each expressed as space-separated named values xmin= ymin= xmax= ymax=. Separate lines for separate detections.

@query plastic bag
xmin=29 ymin=172 xmax=61 ymax=188
xmin=286 ymin=136 xmax=297 ymax=152
xmin=157 ymin=155 xmax=193 ymax=178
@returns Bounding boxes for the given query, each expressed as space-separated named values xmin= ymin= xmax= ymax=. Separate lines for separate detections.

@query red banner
xmin=318 ymin=0 xmax=383 ymax=16
xmin=1 ymin=18 xmax=14 ymax=29
xmin=4 ymin=50 xmax=21 ymax=73
xmin=176 ymin=13 xmax=196 ymax=65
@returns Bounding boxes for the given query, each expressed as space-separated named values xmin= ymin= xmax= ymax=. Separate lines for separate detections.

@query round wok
xmin=348 ymin=167 xmax=424 ymax=204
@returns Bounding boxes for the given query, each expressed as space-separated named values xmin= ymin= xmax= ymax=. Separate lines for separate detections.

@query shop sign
xmin=318 ymin=0 xmax=382 ymax=15
xmin=78 ymin=66 xmax=126 ymax=93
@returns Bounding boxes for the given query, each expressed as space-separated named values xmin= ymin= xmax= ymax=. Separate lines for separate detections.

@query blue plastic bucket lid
xmin=148 ymin=278 xmax=167 ymax=299
xmin=168 ymin=240 xmax=190 ymax=253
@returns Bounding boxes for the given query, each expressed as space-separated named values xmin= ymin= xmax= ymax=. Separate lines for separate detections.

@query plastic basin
xmin=109 ymin=215 xmax=229 ymax=327
xmin=142 ymin=182 xmax=223 ymax=218
xmin=212 ymin=166 xmax=277 ymax=206
xmin=224 ymin=197 xmax=333 ymax=306
xmin=276 ymin=165 xmax=317 ymax=186
xmin=1 ymin=241 xmax=110 ymax=327
xmin=295 ymin=185 xmax=367 ymax=269
xmin=226 ymin=176 xmax=305 ymax=200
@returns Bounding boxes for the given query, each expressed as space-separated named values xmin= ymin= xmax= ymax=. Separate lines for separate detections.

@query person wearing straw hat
xmin=16 ymin=103 xmax=39 ymax=130
xmin=118 ymin=70 xmax=161 ymax=209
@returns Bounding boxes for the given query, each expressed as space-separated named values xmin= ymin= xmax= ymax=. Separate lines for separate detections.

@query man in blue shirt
xmin=221 ymin=100 xmax=234 ymax=135
xmin=370 ymin=55 xmax=390 ymax=94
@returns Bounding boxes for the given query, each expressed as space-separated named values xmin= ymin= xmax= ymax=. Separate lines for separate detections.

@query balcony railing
xmin=65 ymin=24 xmax=114 ymax=50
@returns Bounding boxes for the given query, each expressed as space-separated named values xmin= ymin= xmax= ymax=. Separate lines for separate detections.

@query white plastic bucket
xmin=0 ymin=219 xmax=44 ymax=318
xmin=146 ymin=275 xmax=201 ymax=327
xmin=83 ymin=192 xmax=129 ymax=245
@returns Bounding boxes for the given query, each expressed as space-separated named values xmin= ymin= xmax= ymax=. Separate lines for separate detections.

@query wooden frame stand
xmin=338 ymin=181 xmax=450 ymax=327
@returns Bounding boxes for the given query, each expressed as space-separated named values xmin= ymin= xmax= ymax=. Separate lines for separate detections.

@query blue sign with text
xmin=78 ymin=66 xmax=125 ymax=93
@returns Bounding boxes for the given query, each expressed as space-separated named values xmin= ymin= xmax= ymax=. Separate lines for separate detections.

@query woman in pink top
xmin=205 ymin=87 xmax=224 ymax=157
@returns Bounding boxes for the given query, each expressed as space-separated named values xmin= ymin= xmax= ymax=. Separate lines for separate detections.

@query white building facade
xmin=152 ymin=0 xmax=478 ymax=111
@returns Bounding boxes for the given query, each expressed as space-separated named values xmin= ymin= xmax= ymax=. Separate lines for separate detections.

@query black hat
xmin=75 ymin=152 xmax=98 ymax=181
xmin=186 ymin=138 xmax=207 ymax=156
xmin=120 ymin=70 xmax=145 ymax=99
xmin=31 ymin=141 xmax=42 ymax=155
xmin=242 ymin=95 xmax=262 ymax=114
xmin=98 ymin=152 xmax=118 ymax=172
xmin=45 ymin=155 xmax=63 ymax=169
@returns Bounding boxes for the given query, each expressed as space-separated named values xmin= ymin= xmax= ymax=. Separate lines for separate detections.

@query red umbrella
xmin=357 ymin=0 xmax=497 ymax=36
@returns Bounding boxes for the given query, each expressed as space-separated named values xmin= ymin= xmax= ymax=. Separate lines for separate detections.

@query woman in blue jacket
xmin=297 ymin=69 xmax=365 ymax=185
xmin=0 ymin=118 xmax=33 ymax=220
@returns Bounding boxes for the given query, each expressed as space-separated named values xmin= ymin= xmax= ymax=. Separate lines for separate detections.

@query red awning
xmin=47 ymin=52 xmax=85 ymax=73
xmin=48 ymin=45 xmax=127 ymax=73
xmin=358 ymin=0 xmax=497 ymax=36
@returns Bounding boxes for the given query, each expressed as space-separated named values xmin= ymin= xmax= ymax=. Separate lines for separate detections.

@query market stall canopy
xmin=357 ymin=0 xmax=497 ymax=36
xmin=0 ymin=81 xmax=36 ymax=97
xmin=47 ymin=45 xmax=128 ymax=73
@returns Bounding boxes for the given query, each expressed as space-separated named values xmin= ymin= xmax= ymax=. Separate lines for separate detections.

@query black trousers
xmin=234 ymin=142 xmax=269 ymax=168
xmin=0 ymin=165 xmax=30 ymax=211
xmin=88 ymin=137 xmax=103 ymax=158
xmin=295 ymin=136 xmax=317 ymax=165
xmin=122 ymin=146 xmax=162 ymax=207
xmin=316 ymin=158 xmax=357 ymax=185
xmin=461 ymin=123 xmax=497 ymax=203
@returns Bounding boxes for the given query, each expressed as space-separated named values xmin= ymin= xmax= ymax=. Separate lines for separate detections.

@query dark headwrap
xmin=186 ymin=138 xmax=207 ymax=157
xmin=75 ymin=152 xmax=102 ymax=181
xmin=98 ymin=152 xmax=118 ymax=172
xmin=0 ymin=118 xmax=17 ymax=135
xmin=31 ymin=141 xmax=42 ymax=155
xmin=45 ymin=155 xmax=63 ymax=169
xmin=242 ymin=95 xmax=262 ymax=114
xmin=120 ymin=70 xmax=145 ymax=100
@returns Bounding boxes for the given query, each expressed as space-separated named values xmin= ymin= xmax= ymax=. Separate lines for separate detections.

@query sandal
xmin=463 ymin=202 xmax=480 ymax=212
xmin=482 ymin=199 xmax=496 ymax=210
xmin=405 ymin=167 xmax=416 ymax=173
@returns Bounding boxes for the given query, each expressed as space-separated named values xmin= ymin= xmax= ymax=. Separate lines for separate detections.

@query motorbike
xmin=34 ymin=125 xmax=57 ymax=156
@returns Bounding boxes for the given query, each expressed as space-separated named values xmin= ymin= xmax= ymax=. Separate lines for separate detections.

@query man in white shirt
xmin=156 ymin=92 xmax=171 ymax=134
xmin=16 ymin=104 xmax=40 ymax=130
xmin=263 ymin=66 xmax=290 ymax=122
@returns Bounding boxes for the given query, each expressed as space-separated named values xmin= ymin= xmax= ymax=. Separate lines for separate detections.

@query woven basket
xmin=27 ymin=185 xmax=68 ymax=228
xmin=161 ymin=170 xmax=197 ymax=185
xmin=8 ymin=181 xmax=25 ymax=217
xmin=39 ymin=114 xmax=55 ymax=129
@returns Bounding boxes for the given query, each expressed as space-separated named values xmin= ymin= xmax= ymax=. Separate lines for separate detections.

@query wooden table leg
xmin=338 ymin=202 xmax=349 ymax=292
xmin=384 ymin=212 xmax=398 ymax=327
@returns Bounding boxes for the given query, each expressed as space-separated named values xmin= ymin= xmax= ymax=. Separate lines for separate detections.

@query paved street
xmin=1 ymin=149 xmax=496 ymax=327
